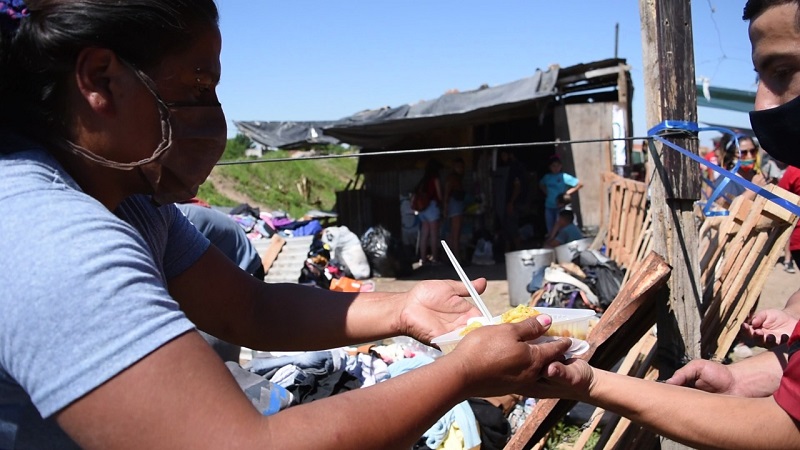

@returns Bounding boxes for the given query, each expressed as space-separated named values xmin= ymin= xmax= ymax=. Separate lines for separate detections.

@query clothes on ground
xmin=240 ymin=341 xmax=506 ymax=448
xmin=554 ymin=223 xmax=584 ymax=246
xmin=225 ymin=362 xmax=294 ymax=416
xmin=541 ymin=172 xmax=579 ymax=209
xmin=389 ymin=355 xmax=481 ymax=449
xmin=321 ymin=226 xmax=371 ymax=279
xmin=0 ymin=143 xmax=209 ymax=449
xmin=286 ymin=369 xmax=363 ymax=404
xmin=531 ymin=252 xmax=622 ymax=311
xmin=467 ymin=398 xmax=512 ymax=450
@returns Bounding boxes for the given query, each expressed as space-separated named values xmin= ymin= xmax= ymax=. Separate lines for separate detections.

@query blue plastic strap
xmin=648 ymin=132 xmax=800 ymax=218
xmin=647 ymin=120 xmax=700 ymax=136
xmin=702 ymin=160 xmax=741 ymax=217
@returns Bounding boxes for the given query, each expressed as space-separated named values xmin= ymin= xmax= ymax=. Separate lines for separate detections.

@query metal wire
xmin=215 ymin=133 xmax=690 ymax=166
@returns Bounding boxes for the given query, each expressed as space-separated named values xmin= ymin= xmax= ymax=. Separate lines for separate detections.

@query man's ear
xmin=73 ymin=47 xmax=125 ymax=116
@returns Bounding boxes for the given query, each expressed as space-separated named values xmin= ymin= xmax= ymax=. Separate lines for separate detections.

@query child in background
xmin=545 ymin=210 xmax=584 ymax=248
xmin=540 ymin=155 xmax=583 ymax=233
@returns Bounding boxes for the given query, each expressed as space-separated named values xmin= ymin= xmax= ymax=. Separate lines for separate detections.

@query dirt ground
xmin=373 ymin=256 xmax=800 ymax=339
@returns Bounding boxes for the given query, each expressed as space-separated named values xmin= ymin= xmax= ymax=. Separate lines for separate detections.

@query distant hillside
xmin=197 ymin=135 xmax=359 ymax=219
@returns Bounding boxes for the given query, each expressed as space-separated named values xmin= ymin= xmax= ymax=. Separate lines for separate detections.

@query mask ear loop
xmin=60 ymin=59 xmax=173 ymax=170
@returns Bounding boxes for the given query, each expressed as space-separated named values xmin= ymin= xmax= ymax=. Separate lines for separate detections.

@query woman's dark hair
xmin=422 ymin=158 xmax=443 ymax=179
xmin=0 ymin=0 xmax=219 ymax=140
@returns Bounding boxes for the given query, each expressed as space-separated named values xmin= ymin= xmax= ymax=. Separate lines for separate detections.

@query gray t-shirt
xmin=0 ymin=146 xmax=210 ymax=448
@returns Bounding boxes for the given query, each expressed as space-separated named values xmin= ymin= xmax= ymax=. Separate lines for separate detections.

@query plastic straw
xmin=440 ymin=240 xmax=493 ymax=320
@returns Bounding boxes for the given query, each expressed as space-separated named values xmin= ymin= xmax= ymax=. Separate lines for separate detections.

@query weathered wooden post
xmin=638 ymin=0 xmax=702 ymax=435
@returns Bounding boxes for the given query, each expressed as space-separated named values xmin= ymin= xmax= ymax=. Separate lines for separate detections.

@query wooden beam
xmin=639 ymin=0 xmax=702 ymax=377
xmin=639 ymin=1 xmax=701 ymax=449
xmin=505 ymin=252 xmax=671 ymax=449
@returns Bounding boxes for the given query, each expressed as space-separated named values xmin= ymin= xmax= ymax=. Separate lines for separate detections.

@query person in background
xmin=779 ymin=165 xmax=800 ymax=273
xmin=499 ymin=149 xmax=530 ymax=251
xmin=535 ymin=3 xmax=800 ymax=448
xmin=544 ymin=209 xmax=584 ymax=249
xmin=540 ymin=155 xmax=582 ymax=234
xmin=703 ymin=136 xmax=723 ymax=181
xmin=442 ymin=157 xmax=466 ymax=262
xmin=0 ymin=2 xmax=573 ymax=448
xmin=763 ymin=152 xmax=788 ymax=184
xmin=415 ymin=158 xmax=444 ymax=265
xmin=176 ymin=202 xmax=265 ymax=280
xmin=711 ymin=135 xmax=767 ymax=207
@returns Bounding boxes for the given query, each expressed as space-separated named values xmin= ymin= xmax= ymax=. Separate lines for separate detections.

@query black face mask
xmin=750 ymin=95 xmax=800 ymax=167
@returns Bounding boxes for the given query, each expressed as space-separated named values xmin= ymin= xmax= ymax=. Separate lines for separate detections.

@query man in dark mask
xmin=663 ymin=0 xmax=800 ymax=440
xmin=532 ymin=5 xmax=800 ymax=448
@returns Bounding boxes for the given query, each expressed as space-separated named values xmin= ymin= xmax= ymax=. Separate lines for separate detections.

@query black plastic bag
xmin=360 ymin=226 xmax=413 ymax=277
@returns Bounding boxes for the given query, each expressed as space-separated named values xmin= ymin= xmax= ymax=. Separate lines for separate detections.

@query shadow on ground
xmin=395 ymin=261 xmax=508 ymax=282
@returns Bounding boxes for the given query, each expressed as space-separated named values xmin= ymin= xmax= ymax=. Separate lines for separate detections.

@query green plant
xmin=544 ymin=421 xmax=601 ymax=449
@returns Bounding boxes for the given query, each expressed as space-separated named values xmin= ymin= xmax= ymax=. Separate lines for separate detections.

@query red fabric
xmin=424 ymin=177 xmax=440 ymax=203
xmin=703 ymin=151 xmax=719 ymax=179
xmin=774 ymin=320 xmax=800 ymax=421
xmin=778 ymin=166 xmax=800 ymax=251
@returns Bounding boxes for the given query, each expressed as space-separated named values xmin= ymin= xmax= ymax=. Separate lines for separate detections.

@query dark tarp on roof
xmin=323 ymin=67 xmax=560 ymax=148
xmin=234 ymin=120 xmax=339 ymax=149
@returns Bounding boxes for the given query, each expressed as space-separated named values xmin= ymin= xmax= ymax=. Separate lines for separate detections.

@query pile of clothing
xmin=227 ymin=203 xmax=324 ymax=240
xmin=234 ymin=338 xmax=522 ymax=449
xmin=528 ymin=250 xmax=624 ymax=312
xmin=298 ymin=228 xmax=377 ymax=291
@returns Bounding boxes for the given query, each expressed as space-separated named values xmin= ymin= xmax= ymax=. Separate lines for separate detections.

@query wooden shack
xmin=325 ymin=58 xmax=634 ymax=244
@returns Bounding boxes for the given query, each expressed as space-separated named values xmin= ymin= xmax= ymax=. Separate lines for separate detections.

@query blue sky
xmin=216 ymin=1 xmax=756 ymax=142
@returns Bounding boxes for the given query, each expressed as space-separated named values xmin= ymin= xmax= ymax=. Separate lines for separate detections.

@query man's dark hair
xmin=558 ymin=209 xmax=575 ymax=223
xmin=0 ymin=0 xmax=219 ymax=141
xmin=743 ymin=0 xmax=800 ymax=20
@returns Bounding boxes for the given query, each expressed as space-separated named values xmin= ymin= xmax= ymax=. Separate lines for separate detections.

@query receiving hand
xmin=664 ymin=359 xmax=736 ymax=394
xmin=397 ymin=279 xmax=486 ymax=344
xmin=535 ymin=358 xmax=595 ymax=401
xmin=742 ymin=309 xmax=798 ymax=348
xmin=451 ymin=315 xmax=573 ymax=399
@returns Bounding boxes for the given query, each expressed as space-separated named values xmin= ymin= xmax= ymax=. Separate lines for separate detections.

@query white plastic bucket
xmin=505 ymin=249 xmax=555 ymax=306
xmin=555 ymin=237 xmax=594 ymax=264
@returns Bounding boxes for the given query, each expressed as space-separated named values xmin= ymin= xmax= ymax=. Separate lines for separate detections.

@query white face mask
xmin=63 ymin=62 xmax=227 ymax=205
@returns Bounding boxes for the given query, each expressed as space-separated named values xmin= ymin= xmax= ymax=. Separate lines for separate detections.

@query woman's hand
xmin=396 ymin=279 xmax=486 ymax=344
xmin=449 ymin=316 xmax=574 ymax=398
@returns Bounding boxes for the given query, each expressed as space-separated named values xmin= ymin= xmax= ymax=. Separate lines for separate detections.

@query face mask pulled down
xmin=64 ymin=65 xmax=227 ymax=206
xmin=750 ymin=95 xmax=800 ymax=167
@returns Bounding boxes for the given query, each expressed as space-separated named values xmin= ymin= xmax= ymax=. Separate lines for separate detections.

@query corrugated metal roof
xmin=255 ymin=235 xmax=315 ymax=284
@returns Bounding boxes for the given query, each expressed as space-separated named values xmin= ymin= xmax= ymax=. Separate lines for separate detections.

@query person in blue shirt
xmin=540 ymin=155 xmax=583 ymax=233
xmin=545 ymin=210 xmax=584 ymax=248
